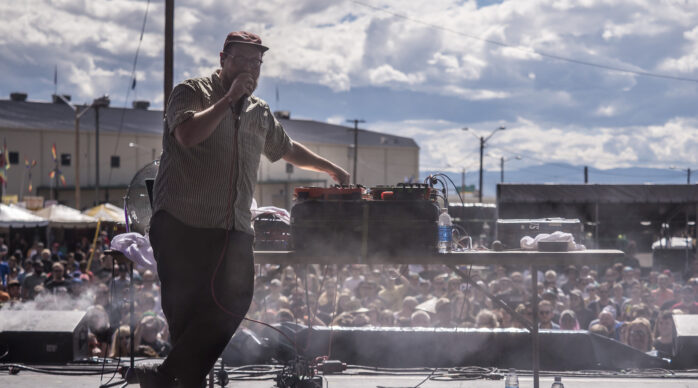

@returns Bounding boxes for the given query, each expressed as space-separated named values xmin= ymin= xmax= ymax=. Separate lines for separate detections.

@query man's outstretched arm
xmin=282 ymin=142 xmax=351 ymax=185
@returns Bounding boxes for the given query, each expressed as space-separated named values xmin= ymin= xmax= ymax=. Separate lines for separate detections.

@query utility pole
xmin=57 ymin=95 xmax=95 ymax=209
xmin=92 ymin=96 xmax=110 ymax=205
xmin=461 ymin=167 xmax=465 ymax=193
xmin=164 ymin=0 xmax=174 ymax=107
xmin=478 ymin=136 xmax=484 ymax=202
xmin=500 ymin=156 xmax=521 ymax=183
xmin=95 ymin=107 xmax=100 ymax=204
xmin=584 ymin=166 xmax=589 ymax=183
xmin=688 ymin=168 xmax=692 ymax=184
xmin=346 ymin=119 xmax=365 ymax=185
xmin=463 ymin=126 xmax=505 ymax=203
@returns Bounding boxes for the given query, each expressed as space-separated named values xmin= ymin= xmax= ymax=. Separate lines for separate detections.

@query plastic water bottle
xmin=505 ymin=368 xmax=519 ymax=388
xmin=437 ymin=208 xmax=453 ymax=254
xmin=551 ymin=376 xmax=564 ymax=388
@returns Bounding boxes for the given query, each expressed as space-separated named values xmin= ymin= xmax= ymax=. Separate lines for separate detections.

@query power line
xmin=350 ymin=0 xmax=698 ymax=83
xmin=107 ymin=0 xmax=151 ymax=187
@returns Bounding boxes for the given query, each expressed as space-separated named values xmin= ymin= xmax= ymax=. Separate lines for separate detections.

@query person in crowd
xmin=622 ymin=317 xmax=653 ymax=352
xmin=44 ymin=262 xmax=72 ymax=294
xmin=653 ymin=311 xmax=675 ymax=357
xmin=475 ymin=309 xmax=499 ymax=329
xmin=652 ymin=274 xmax=675 ymax=309
xmin=510 ymin=303 xmax=532 ymax=329
xmin=263 ymin=278 xmax=284 ymax=311
xmin=414 ymin=278 xmax=432 ymax=303
xmin=589 ymin=323 xmax=611 ymax=337
xmin=410 ymin=310 xmax=431 ymax=327
xmin=561 ymin=266 xmax=580 ymax=295
xmin=135 ymin=315 xmax=171 ymax=357
xmin=395 ymin=296 xmax=419 ymax=322
xmin=646 ymin=271 xmax=659 ymax=291
xmin=432 ymin=298 xmax=454 ymax=327
xmin=671 ymin=285 xmax=698 ymax=314
xmin=343 ymin=265 xmax=364 ymax=293
xmin=378 ymin=267 xmax=411 ymax=311
xmin=17 ymin=258 xmax=32 ymax=284
xmin=538 ymin=300 xmax=559 ymax=329
xmin=588 ymin=283 xmax=618 ymax=317
xmin=109 ymin=325 xmax=132 ymax=358
xmin=568 ymin=289 xmax=594 ymax=329
xmin=6 ymin=279 xmax=21 ymax=303
xmin=621 ymin=283 xmax=645 ymax=321
xmin=559 ymin=309 xmax=580 ymax=330
xmin=590 ymin=307 xmax=623 ymax=340
xmin=355 ymin=280 xmax=381 ymax=306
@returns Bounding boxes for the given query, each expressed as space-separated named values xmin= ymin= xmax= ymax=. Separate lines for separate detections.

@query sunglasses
xmin=539 ymin=310 xmax=552 ymax=315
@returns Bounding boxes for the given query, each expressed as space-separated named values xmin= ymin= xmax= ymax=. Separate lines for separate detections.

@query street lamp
xmin=500 ymin=155 xmax=522 ymax=183
xmin=462 ymin=126 xmax=506 ymax=202
xmin=92 ymin=95 xmax=110 ymax=205
xmin=670 ymin=166 xmax=692 ymax=184
xmin=56 ymin=95 xmax=106 ymax=209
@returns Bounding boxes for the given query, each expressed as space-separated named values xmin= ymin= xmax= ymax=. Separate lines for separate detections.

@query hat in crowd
xmin=542 ymin=288 xmax=557 ymax=298
xmin=223 ymin=31 xmax=269 ymax=53
xmin=623 ymin=266 xmax=634 ymax=272
xmin=569 ymin=289 xmax=583 ymax=298
xmin=602 ymin=305 xmax=617 ymax=318
xmin=270 ymin=279 xmax=282 ymax=287
xmin=0 ymin=244 xmax=8 ymax=253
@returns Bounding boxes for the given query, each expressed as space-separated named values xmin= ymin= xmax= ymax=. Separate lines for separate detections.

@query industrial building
xmin=0 ymin=94 xmax=419 ymax=210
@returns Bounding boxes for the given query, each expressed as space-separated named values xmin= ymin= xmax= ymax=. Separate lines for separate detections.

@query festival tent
xmin=83 ymin=203 xmax=125 ymax=224
xmin=33 ymin=204 xmax=99 ymax=228
xmin=0 ymin=203 xmax=49 ymax=228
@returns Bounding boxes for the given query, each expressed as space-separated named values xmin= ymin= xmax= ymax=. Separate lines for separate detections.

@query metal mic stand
xmin=101 ymin=198 xmax=138 ymax=386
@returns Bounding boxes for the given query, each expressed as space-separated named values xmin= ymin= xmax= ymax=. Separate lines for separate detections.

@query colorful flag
xmin=59 ymin=173 xmax=66 ymax=186
xmin=49 ymin=170 xmax=55 ymax=179
xmin=0 ymin=137 xmax=8 ymax=185
xmin=25 ymin=158 xmax=36 ymax=192
xmin=51 ymin=143 xmax=57 ymax=162
xmin=2 ymin=137 xmax=8 ymax=170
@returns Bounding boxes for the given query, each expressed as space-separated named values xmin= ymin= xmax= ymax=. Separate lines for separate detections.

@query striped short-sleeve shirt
xmin=152 ymin=70 xmax=292 ymax=234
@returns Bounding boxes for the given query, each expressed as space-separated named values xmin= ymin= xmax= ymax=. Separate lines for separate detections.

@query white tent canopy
xmin=83 ymin=203 xmax=125 ymax=224
xmin=33 ymin=204 xmax=99 ymax=228
xmin=0 ymin=203 xmax=49 ymax=228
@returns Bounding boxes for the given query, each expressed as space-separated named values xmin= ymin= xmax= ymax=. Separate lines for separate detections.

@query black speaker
xmin=288 ymin=326 xmax=668 ymax=371
xmin=221 ymin=328 xmax=272 ymax=366
xmin=0 ymin=310 xmax=89 ymax=363
xmin=672 ymin=314 xmax=698 ymax=369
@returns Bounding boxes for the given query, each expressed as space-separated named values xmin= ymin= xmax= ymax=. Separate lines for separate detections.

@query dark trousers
xmin=150 ymin=211 xmax=254 ymax=387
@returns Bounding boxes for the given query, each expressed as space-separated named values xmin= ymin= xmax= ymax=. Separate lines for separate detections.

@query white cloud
xmin=0 ymin=0 xmax=697 ymax=174
xmin=371 ymin=116 xmax=698 ymax=172
xmin=595 ymin=104 xmax=616 ymax=117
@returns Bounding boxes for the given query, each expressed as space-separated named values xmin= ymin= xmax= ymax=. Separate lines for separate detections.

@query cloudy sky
xmin=2 ymin=0 xmax=697 ymax=177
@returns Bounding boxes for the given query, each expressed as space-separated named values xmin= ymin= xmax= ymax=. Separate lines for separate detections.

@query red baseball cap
xmin=223 ymin=31 xmax=269 ymax=53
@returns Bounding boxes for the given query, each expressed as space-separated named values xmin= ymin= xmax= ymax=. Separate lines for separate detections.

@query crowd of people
xmin=1 ymin=233 xmax=696 ymax=361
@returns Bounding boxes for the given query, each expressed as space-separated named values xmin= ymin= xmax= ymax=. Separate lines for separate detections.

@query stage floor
xmin=3 ymin=372 xmax=698 ymax=388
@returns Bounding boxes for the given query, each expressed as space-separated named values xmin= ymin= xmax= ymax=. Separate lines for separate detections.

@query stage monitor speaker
xmin=221 ymin=328 xmax=273 ymax=366
xmin=291 ymin=327 xmax=668 ymax=371
xmin=0 ymin=310 xmax=89 ymax=363
xmin=672 ymin=314 xmax=698 ymax=369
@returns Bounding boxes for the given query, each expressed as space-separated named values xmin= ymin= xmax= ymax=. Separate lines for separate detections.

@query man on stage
xmin=144 ymin=31 xmax=349 ymax=387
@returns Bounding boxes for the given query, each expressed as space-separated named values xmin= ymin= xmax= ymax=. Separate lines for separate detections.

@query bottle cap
xmin=554 ymin=376 xmax=561 ymax=381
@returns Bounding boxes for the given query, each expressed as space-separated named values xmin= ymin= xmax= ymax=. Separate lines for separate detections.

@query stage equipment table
xmin=255 ymin=249 xmax=625 ymax=388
